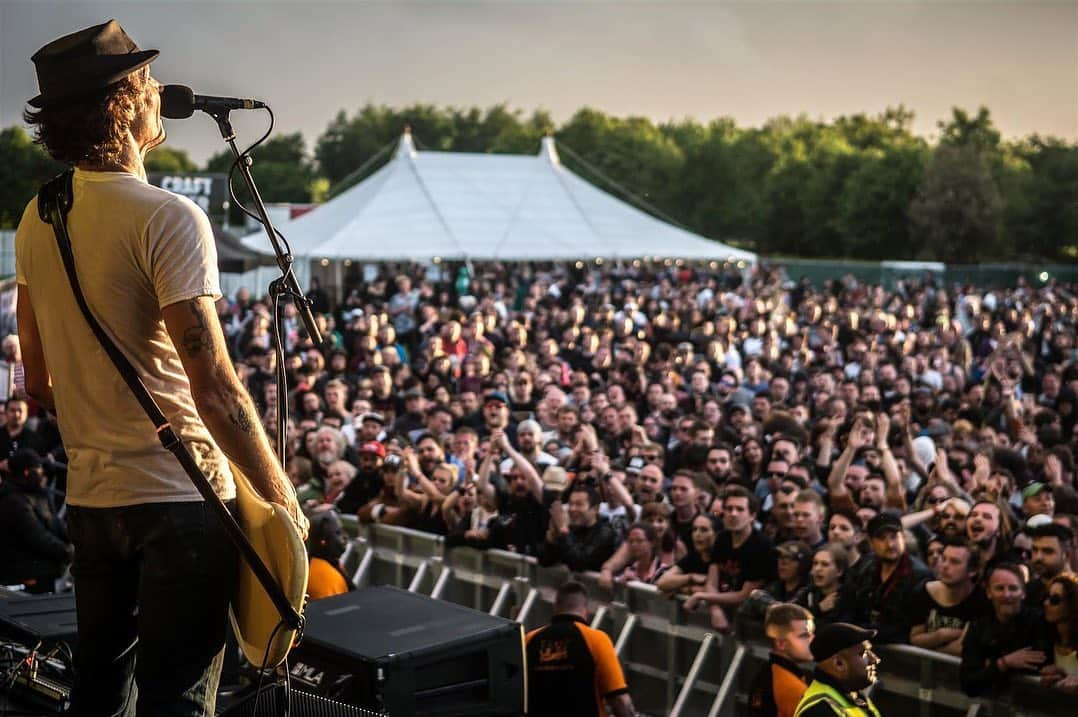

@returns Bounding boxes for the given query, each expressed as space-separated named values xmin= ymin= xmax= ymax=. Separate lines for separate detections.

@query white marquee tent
xmin=241 ymin=131 xmax=756 ymax=266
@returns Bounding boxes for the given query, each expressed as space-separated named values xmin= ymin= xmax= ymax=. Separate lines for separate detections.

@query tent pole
xmin=334 ymin=259 xmax=343 ymax=311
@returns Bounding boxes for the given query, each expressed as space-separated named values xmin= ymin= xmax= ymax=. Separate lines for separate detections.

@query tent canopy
xmin=243 ymin=132 xmax=756 ymax=264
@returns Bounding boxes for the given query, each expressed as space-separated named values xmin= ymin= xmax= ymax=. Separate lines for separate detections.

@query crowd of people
xmin=3 ymin=260 xmax=1077 ymax=699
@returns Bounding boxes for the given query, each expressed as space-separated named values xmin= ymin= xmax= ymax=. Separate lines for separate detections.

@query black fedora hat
xmin=29 ymin=19 xmax=158 ymax=108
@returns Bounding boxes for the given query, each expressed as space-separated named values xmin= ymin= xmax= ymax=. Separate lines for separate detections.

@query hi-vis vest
xmin=793 ymin=678 xmax=881 ymax=717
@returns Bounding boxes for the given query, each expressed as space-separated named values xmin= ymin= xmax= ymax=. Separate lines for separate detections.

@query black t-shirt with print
xmin=709 ymin=529 xmax=776 ymax=592
xmin=907 ymin=581 xmax=989 ymax=631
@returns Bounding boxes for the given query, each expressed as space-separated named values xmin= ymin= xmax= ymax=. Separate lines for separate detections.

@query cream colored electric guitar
xmin=229 ymin=464 xmax=309 ymax=669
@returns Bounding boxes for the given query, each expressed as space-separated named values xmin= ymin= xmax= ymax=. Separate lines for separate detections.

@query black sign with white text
xmin=148 ymin=173 xmax=228 ymax=218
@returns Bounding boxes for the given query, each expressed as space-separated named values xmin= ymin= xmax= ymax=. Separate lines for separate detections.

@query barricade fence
xmin=335 ymin=518 xmax=1060 ymax=717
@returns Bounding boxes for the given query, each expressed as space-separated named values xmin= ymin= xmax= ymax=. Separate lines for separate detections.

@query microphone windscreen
xmin=160 ymin=84 xmax=195 ymax=119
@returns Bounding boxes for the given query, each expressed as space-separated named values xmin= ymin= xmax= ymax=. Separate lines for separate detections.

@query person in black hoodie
xmin=960 ymin=563 xmax=1052 ymax=696
xmin=0 ymin=449 xmax=71 ymax=592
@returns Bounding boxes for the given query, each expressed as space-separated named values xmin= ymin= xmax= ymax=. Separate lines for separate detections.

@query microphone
xmin=160 ymin=84 xmax=266 ymax=119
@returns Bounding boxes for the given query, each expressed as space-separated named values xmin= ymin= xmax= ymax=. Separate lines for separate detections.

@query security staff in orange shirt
xmin=526 ymin=580 xmax=636 ymax=717
xmin=306 ymin=509 xmax=350 ymax=600
xmin=749 ymin=603 xmax=815 ymax=717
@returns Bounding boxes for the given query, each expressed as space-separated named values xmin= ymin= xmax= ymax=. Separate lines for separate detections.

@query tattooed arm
xmin=162 ymin=296 xmax=308 ymax=538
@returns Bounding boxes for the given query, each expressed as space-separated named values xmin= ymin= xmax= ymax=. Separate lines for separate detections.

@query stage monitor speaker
xmin=288 ymin=586 xmax=525 ymax=717
xmin=218 ymin=684 xmax=384 ymax=717
xmin=0 ymin=592 xmax=77 ymax=711
xmin=0 ymin=592 xmax=78 ymax=645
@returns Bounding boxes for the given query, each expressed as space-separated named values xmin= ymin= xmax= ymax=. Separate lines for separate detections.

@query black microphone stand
xmin=203 ymin=109 xmax=315 ymax=649
xmin=209 ymin=109 xmax=323 ymax=461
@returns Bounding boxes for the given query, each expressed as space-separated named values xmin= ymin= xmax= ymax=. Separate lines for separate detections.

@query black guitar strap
xmin=37 ymin=170 xmax=301 ymax=630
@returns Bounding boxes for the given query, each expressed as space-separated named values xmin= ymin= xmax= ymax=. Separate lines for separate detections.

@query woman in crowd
xmin=287 ymin=455 xmax=322 ymax=508
xmin=406 ymin=461 xmax=459 ymax=535
xmin=1041 ymin=573 xmax=1078 ymax=693
xmin=765 ymin=541 xmax=812 ymax=603
xmin=322 ymin=460 xmax=356 ymax=506
xmin=739 ymin=437 xmax=766 ymax=486
xmin=444 ymin=480 xmax=498 ymax=550
xmin=960 ymin=563 xmax=1052 ymax=696
xmin=741 ymin=540 xmax=813 ymax=620
xmin=925 ymin=535 xmax=947 ymax=577
xmin=798 ymin=544 xmax=855 ymax=624
xmin=826 ymin=510 xmax=865 ymax=574
xmin=614 ymin=522 xmax=670 ymax=585
xmin=600 ymin=500 xmax=684 ymax=589
xmin=656 ymin=514 xmax=717 ymax=596
xmin=641 ymin=500 xmax=684 ymax=566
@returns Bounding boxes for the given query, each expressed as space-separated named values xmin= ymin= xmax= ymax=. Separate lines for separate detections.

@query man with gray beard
xmin=312 ymin=425 xmax=348 ymax=483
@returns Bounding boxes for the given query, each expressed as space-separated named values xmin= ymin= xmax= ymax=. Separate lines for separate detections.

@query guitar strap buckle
xmin=156 ymin=422 xmax=182 ymax=451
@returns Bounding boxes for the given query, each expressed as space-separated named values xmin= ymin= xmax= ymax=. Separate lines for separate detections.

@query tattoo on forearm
xmin=229 ymin=405 xmax=254 ymax=434
xmin=181 ymin=300 xmax=210 ymax=357
xmin=223 ymin=383 xmax=256 ymax=435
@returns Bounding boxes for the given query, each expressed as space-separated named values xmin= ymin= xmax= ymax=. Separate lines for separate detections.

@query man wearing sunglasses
xmin=1026 ymin=523 xmax=1074 ymax=610
xmin=758 ymin=457 xmax=792 ymax=508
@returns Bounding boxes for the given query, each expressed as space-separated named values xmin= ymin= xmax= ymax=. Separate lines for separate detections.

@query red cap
xmin=359 ymin=442 xmax=386 ymax=458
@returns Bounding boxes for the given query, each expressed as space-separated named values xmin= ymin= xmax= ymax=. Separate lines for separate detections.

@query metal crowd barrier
xmin=333 ymin=519 xmax=1068 ymax=717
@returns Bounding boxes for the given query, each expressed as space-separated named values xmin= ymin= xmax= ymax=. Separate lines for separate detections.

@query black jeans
xmin=66 ymin=501 xmax=238 ymax=717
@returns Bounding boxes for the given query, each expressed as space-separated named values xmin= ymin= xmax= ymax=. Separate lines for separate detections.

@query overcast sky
xmin=2 ymin=1 xmax=1075 ymax=165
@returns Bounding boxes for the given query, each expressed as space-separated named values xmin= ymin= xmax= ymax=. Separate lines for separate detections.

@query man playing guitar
xmin=16 ymin=20 xmax=307 ymax=716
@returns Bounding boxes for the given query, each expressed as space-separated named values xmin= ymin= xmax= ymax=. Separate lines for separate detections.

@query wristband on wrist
xmin=372 ymin=503 xmax=386 ymax=522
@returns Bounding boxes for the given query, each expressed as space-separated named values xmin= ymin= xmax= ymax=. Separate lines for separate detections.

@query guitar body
xmin=228 ymin=464 xmax=309 ymax=669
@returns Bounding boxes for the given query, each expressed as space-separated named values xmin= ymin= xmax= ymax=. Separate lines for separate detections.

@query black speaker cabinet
xmin=0 ymin=592 xmax=78 ymax=645
xmin=288 ymin=586 xmax=525 ymax=716
xmin=218 ymin=684 xmax=384 ymax=717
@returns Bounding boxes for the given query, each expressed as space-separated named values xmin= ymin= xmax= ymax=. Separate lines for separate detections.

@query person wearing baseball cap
xmin=793 ymin=623 xmax=882 ymax=717
xmin=356 ymin=411 xmax=386 ymax=444
xmin=0 ymin=449 xmax=72 ymax=594
xmin=849 ymin=512 xmax=931 ymax=644
xmin=1021 ymin=482 xmax=1055 ymax=520
xmin=336 ymin=442 xmax=387 ymax=515
xmin=480 ymin=389 xmax=517 ymax=443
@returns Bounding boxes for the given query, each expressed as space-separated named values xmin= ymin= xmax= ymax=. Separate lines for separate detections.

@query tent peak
xmin=539 ymin=135 xmax=559 ymax=165
xmin=396 ymin=128 xmax=416 ymax=159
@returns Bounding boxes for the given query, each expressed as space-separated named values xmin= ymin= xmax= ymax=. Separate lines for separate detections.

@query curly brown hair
xmin=23 ymin=69 xmax=146 ymax=166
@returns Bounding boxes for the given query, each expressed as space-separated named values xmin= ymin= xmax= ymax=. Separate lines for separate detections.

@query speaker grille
xmin=220 ymin=685 xmax=387 ymax=717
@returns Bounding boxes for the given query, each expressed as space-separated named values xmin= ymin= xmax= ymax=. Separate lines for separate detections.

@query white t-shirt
xmin=15 ymin=168 xmax=235 ymax=507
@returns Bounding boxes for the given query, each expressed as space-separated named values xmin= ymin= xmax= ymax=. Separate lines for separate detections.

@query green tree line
xmin=2 ymin=104 xmax=1075 ymax=262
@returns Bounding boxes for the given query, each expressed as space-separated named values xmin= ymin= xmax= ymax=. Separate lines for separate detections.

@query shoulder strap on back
xmin=37 ymin=169 xmax=74 ymax=225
